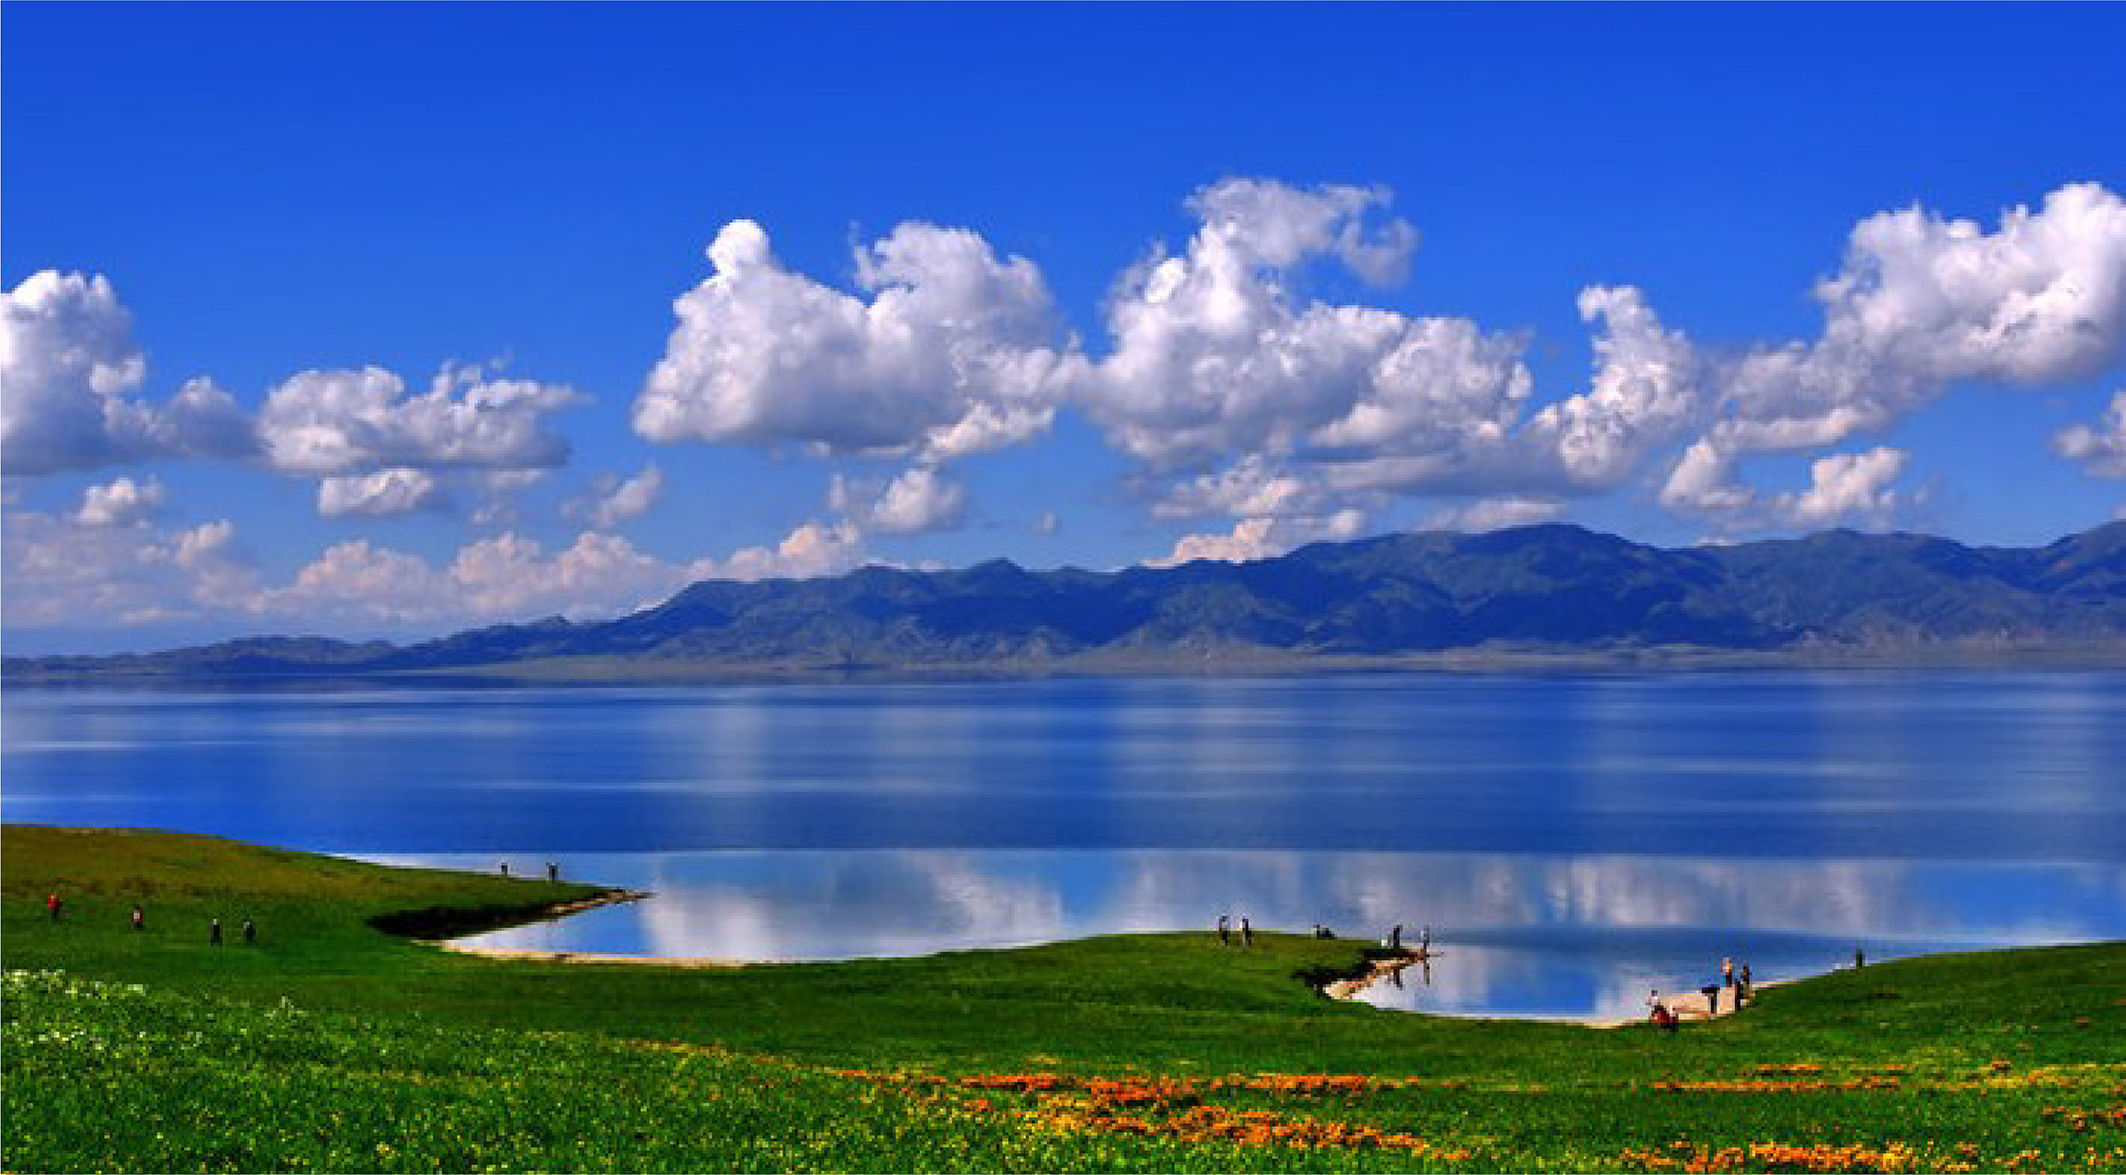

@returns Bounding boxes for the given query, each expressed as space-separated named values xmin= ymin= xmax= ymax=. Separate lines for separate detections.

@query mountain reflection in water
xmin=372 ymin=849 xmax=2122 ymax=1020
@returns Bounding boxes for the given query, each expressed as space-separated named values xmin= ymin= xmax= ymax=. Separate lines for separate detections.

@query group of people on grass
xmin=1218 ymin=916 xmax=1434 ymax=954
xmin=1646 ymin=955 xmax=1754 ymax=1030
xmin=1384 ymin=924 xmax=1431 ymax=952
xmin=48 ymin=857 xmax=573 ymax=945
xmin=46 ymin=892 xmax=256 ymax=945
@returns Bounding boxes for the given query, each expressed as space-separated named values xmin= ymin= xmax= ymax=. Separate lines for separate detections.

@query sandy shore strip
xmin=439 ymin=944 xmax=759 ymax=968
xmin=539 ymin=889 xmax=654 ymax=919
xmin=1575 ymin=979 xmax=1791 ymax=1028
xmin=1321 ymin=951 xmax=1427 ymax=1000
xmin=1323 ymin=947 xmax=1787 ymax=1027
xmin=429 ymin=888 xmax=763 ymax=968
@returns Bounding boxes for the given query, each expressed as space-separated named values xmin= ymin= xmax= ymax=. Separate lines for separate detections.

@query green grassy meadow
xmin=5 ymin=825 xmax=2123 ymax=1172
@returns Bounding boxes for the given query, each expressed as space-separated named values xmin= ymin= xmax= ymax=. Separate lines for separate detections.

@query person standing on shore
xmin=1391 ymin=924 xmax=1403 ymax=950
xmin=1218 ymin=915 xmax=1230 ymax=946
xmin=1722 ymin=957 xmax=1734 ymax=990
xmin=1647 ymin=989 xmax=1677 ymax=1031
xmin=242 ymin=919 xmax=256 ymax=945
xmin=1241 ymin=917 xmax=1253 ymax=948
xmin=47 ymin=892 xmax=62 ymax=921
xmin=131 ymin=905 xmax=145 ymax=932
xmin=209 ymin=918 xmax=222 ymax=946
xmin=547 ymin=861 xmax=559 ymax=883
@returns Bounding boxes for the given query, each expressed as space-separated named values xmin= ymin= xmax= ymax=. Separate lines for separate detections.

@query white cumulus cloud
xmin=1526 ymin=285 xmax=1702 ymax=485
xmin=830 ymin=467 xmax=968 ymax=535
xmin=263 ymin=531 xmax=695 ymax=627
xmin=1659 ymin=440 xmax=1758 ymax=513
xmin=1081 ymin=179 xmax=1529 ymax=473
xmin=1771 ymin=447 xmax=1910 ymax=528
xmin=635 ymin=219 xmax=1076 ymax=463
xmin=1148 ymin=509 xmax=1366 ymax=568
xmin=2 ymin=505 xmax=256 ymax=628
xmin=1184 ymin=178 xmax=1419 ymax=285
xmin=7 ymin=501 xmax=881 ymax=638
xmin=471 ymin=469 xmax=548 ymax=528
xmin=448 ymin=531 xmax=681 ymax=619
xmin=2056 ymin=389 xmax=2126 ymax=478
xmin=1663 ymin=182 xmax=2126 ymax=520
xmin=566 ymin=465 xmax=664 ymax=529
xmin=1813 ymin=181 xmax=2126 ymax=387
xmin=708 ymin=519 xmax=866 ymax=582
xmin=2 ymin=272 xmax=254 ymax=474
xmin=316 ymin=468 xmax=449 ymax=518
xmin=76 ymin=475 xmax=167 ymax=527
xmin=1420 ymin=496 xmax=1566 ymax=534
xmin=1076 ymin=180 xmax=1766 ymax=563
xmin=257 ymin=363 xmax=579 ymax=476
xmin=1079 ymin=179 xmax=1566 ymax=565
xmin=6 ymin=272 xmax=584 ymax=496
xmin=1151 ymin=454 xmax=1334 ymax=522
xmin=268 ymin=538 xmax=441 ymax=623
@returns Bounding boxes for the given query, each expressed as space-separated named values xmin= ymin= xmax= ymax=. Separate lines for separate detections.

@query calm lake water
xmin=5 ymin=671 xmax=2122 ymax=1019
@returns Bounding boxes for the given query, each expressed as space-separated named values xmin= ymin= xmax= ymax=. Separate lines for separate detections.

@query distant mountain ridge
xmin=9 ymin=521 xmax=2126 ymax=678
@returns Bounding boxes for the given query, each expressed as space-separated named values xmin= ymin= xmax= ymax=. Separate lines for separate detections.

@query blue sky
xmin=5 ymin=3 xmax=2124 ymax=653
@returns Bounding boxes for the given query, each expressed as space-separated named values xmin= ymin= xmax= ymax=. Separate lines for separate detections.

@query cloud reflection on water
xmin=396 ymin=849 xmax=2126 ymax=1019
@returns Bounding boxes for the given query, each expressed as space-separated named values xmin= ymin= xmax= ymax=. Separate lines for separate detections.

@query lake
xmin=4 ymin=670 xmax=2122 ymax=1019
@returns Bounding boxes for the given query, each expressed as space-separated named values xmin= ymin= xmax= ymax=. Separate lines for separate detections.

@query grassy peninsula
xmin=5 ymin=826 xmax=2123 ymax=1173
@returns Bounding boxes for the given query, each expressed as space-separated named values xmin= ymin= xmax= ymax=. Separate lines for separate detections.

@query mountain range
xmin=8 ymin=521 xmax=2126 ymax=679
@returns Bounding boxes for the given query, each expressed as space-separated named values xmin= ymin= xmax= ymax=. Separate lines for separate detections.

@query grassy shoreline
xmin=6 ymin=825 xmax=2123 ymax=1172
